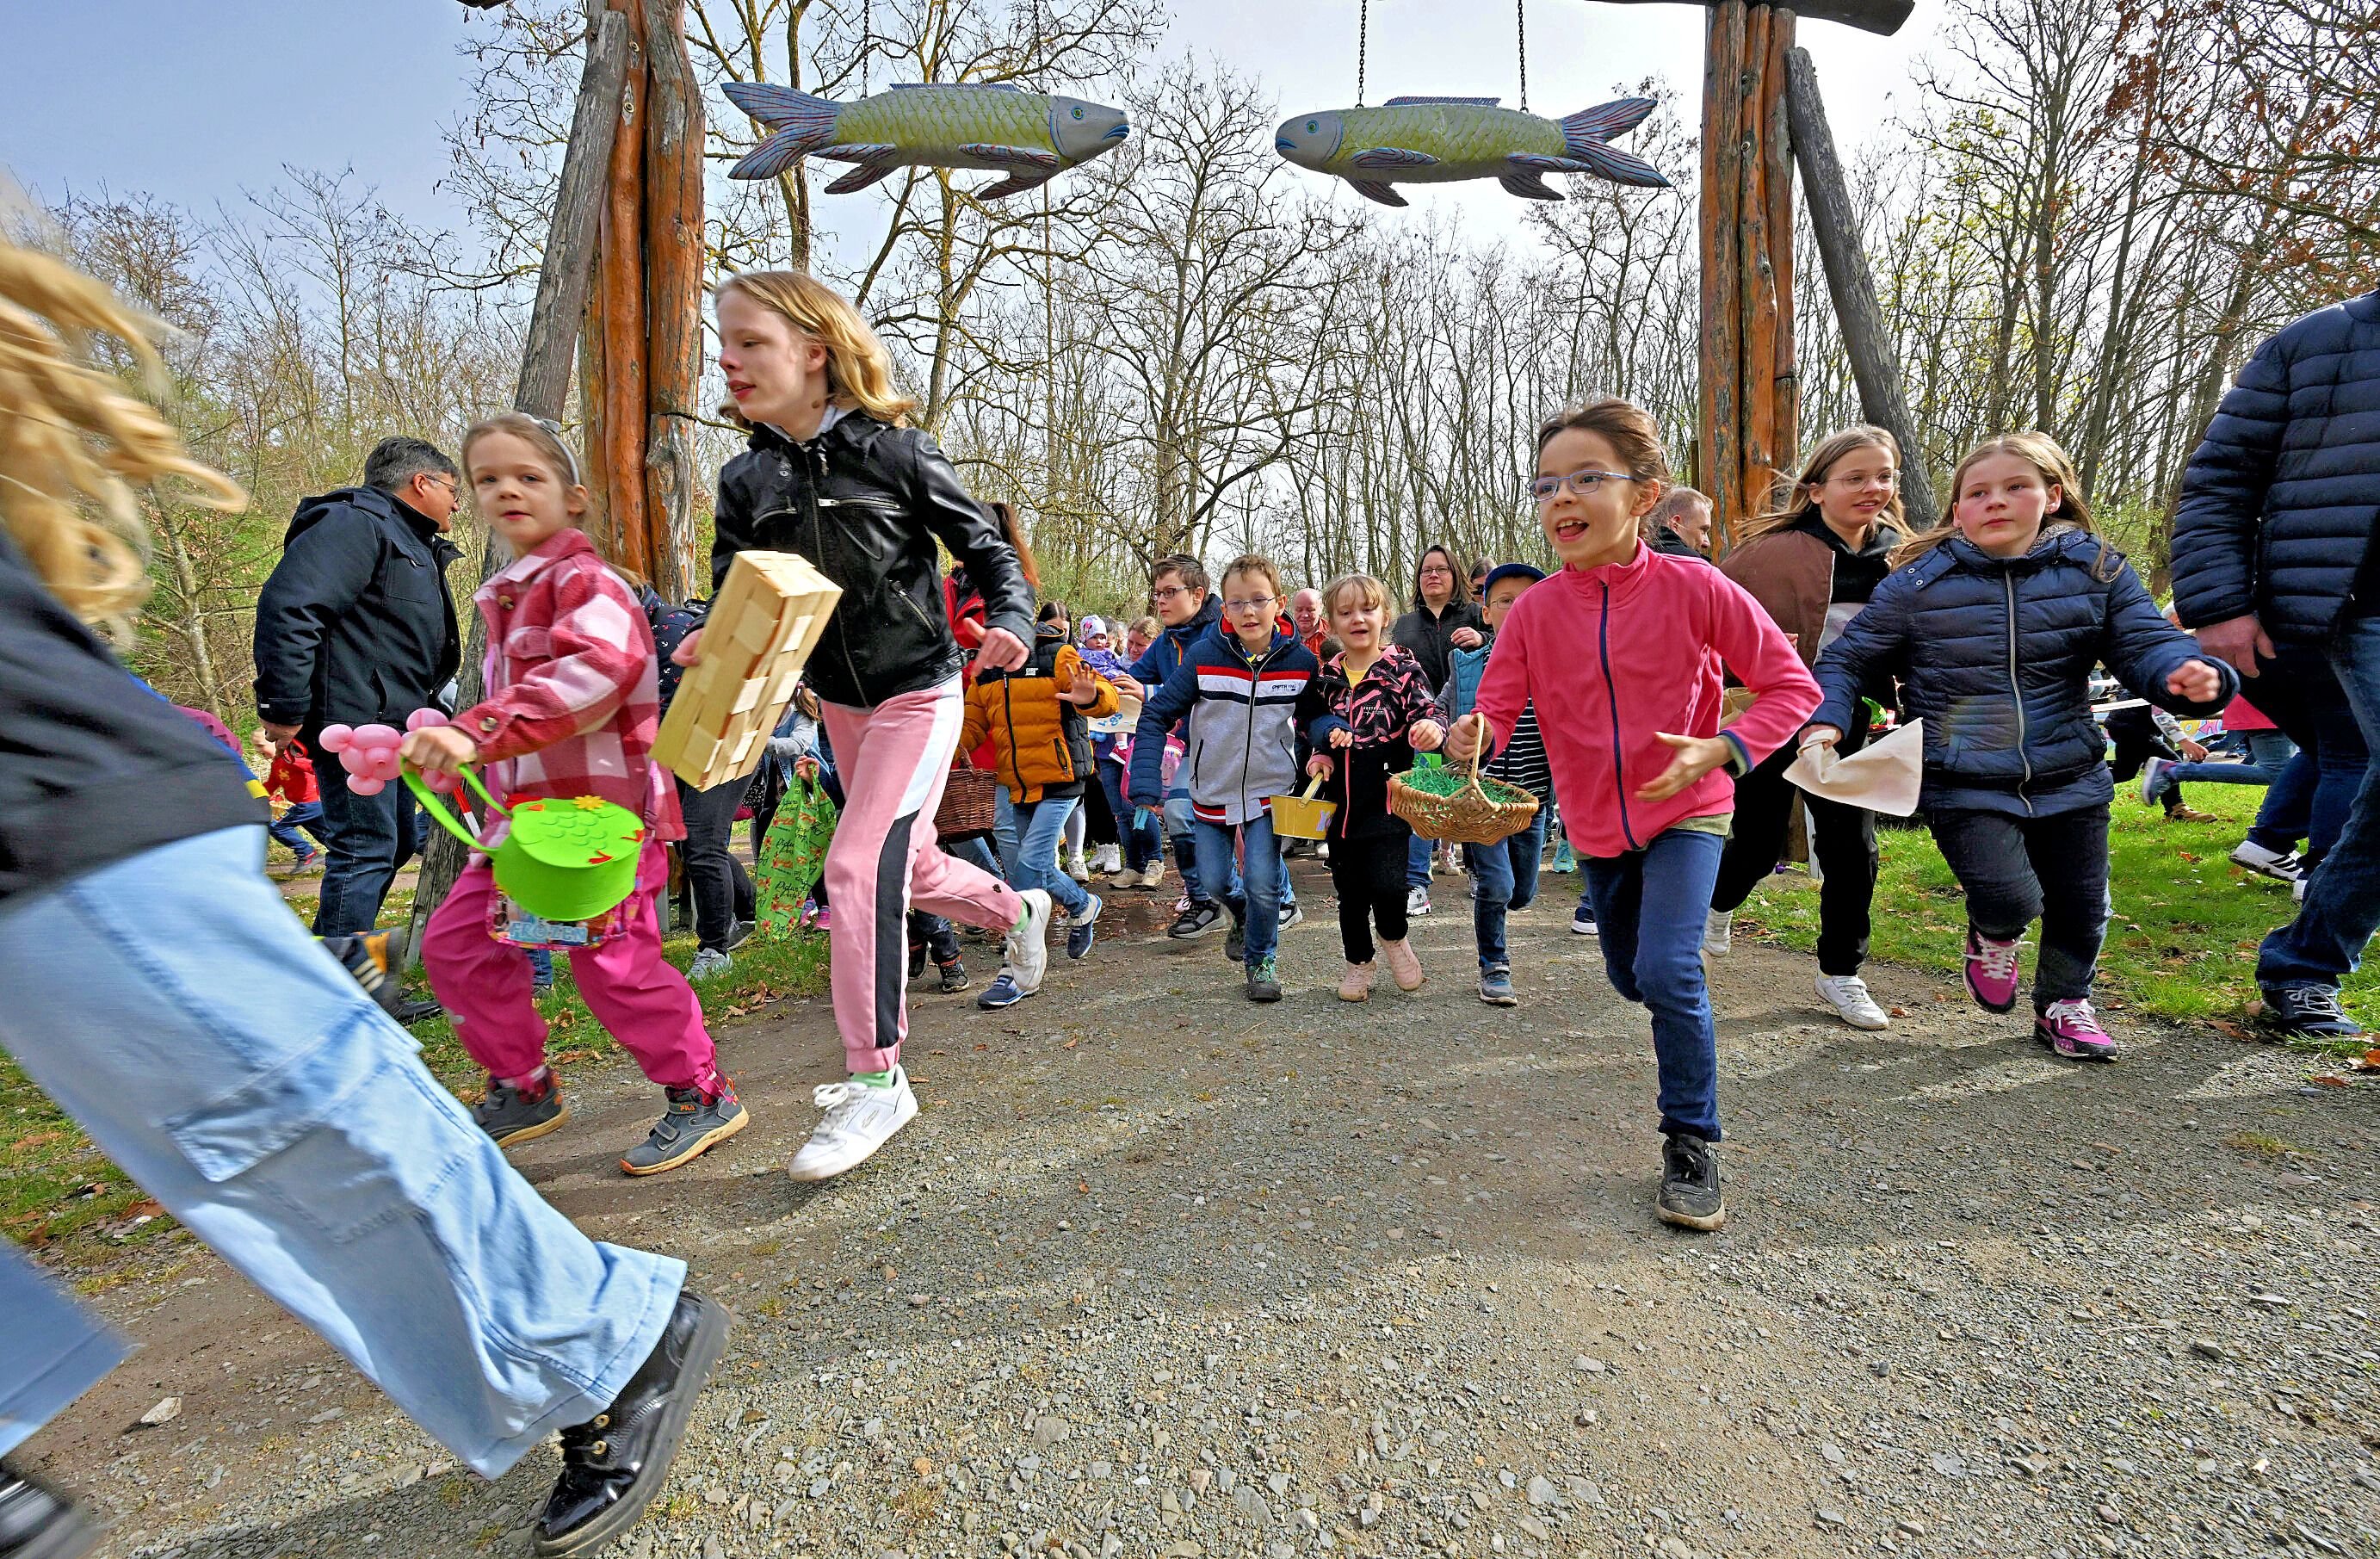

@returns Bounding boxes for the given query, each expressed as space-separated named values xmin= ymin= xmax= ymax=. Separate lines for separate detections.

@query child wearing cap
xmin=1437 ymin=564 xmax=1555 ymax=1005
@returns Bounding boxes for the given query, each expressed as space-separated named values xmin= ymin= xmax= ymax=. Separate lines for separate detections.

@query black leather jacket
xmin=713 ymin=412 xmax=1035 ymax=708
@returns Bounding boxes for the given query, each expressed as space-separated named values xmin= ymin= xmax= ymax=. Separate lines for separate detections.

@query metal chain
xmin=1517 ymin=0 xmax=1528 ymax=112
xmin=862 ymin=0 xmax=871 ymax=94
xmin=1357 ymin=0 xmax=1369 ymax=106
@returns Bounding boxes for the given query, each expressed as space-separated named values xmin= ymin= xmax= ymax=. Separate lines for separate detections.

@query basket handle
xmin=402 ymin=763 xmax=507 ymax=851
xmin=1301 ymin=773 xmax=1326 ymax=801
xmin=1464 ymin=721 xmax=1488 ymax=795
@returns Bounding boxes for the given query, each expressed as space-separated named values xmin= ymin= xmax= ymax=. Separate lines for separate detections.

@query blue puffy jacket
xmin=2169 ymin=289 xmax=2380 ymax=642
xmin=1810 ymin=528 xmax=2237 ymax=816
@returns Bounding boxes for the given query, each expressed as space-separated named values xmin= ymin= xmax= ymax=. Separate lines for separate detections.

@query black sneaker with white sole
xmin=2258 ymin=983 xmax=2363 ymax=1040
xmin=1168 ymin=900 xmax=1223 ymax=939
xmin=1656 ymin=1133 xmax=1726 ymax=1231
xmin=532 ymin=1294 xmax=730 ymax=1556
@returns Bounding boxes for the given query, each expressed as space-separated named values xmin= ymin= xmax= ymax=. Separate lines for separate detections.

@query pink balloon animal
xmin=319 ymin=710 xmax=458 ymax=795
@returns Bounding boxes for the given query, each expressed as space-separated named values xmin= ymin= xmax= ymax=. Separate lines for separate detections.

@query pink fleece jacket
xmin=1471 ymin=543 xmax=1821 ymax=857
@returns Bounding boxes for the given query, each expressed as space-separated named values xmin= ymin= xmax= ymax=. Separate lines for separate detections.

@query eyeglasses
xmin=1530 ymin=468 xmax=1635 ymax=504
xmin=1224 ymin=596 xmax=1277 ymax=613
xmin=1418 ymin=564 xmax=1453 ymax=578
xmin=1149 ymin=585 xmax=1190 ymax=603
xmin=423 ymin=473 xmax=460 ymax=498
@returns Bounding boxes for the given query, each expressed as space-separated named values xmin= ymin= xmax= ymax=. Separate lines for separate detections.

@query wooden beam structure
xmin=1784 ymin=44 xmax=1938 ymax=523
xmin=1697 ymin=0 xmax=1798 ymax=549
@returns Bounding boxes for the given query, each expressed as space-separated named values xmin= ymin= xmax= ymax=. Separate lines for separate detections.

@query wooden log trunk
xmin=408 ymin=5 xmax=635 ymax=957
xmin=1784 ymin=45 xmax=1938 ymax=523
xmin=1697 ymin=2 xmax=1797 ymax=551
xmin=592 ymin=0 xmax=651 ymax=577
xmin=641 ymin=0 xmax=705 ymax=605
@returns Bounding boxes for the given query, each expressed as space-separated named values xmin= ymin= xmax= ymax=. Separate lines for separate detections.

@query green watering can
xmin=405 ymin=765 xmax=647 ymax=922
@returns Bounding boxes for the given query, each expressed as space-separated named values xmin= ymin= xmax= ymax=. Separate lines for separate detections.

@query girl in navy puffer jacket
xmin=1809 ymin=433 xmax=2235 ymax=1061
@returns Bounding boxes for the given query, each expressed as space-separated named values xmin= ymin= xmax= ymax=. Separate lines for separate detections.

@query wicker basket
xmin=1388 ymin=746 xmax=1541 ymax=845
xmin=936 ymin=763 xmax=999 ymax=841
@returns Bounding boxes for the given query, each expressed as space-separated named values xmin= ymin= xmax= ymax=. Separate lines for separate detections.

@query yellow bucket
xmin=1268 ymin=775 xmax=1337 ymax=840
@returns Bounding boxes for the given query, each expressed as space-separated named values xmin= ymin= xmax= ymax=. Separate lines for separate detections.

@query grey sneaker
xmin=689 ymin=947 xmax=733 ymax=981
xmin=474 ymin=1078 xmax=569 ymax=1148
xmin=1478 ymin=966 xmax=1518 ymax=1006
xmin=1657 ymin=1133 xmax=1726 ymax=1231
xmin=620 ymin=1084 xmax=748 ymax=1177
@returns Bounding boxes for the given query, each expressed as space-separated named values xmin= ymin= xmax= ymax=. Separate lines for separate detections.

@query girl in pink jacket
xmin=1449 ymin=399 xmax=1819 ymax=1234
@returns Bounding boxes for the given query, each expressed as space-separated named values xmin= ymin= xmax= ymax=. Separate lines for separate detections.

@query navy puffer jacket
xmin=1811 ymin=529 xmax=2237 ymax=816
xmin=2169 ymin=289 xmax=2380 ymax=641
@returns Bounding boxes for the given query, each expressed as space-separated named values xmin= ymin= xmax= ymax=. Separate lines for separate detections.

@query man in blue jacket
xmin=2171 ymin=287 xmax=2380 ymax=1037
xmin=253 ymin=437 xmax=462 ymax=941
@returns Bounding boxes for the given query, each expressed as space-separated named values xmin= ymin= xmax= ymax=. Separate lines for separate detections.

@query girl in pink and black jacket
xmin=1449 ymin=399 xmax=1820 ymax=1235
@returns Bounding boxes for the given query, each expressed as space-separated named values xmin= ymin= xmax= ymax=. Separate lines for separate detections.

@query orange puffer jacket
xmin=960 ymin=629 xmax=1119 ymax=803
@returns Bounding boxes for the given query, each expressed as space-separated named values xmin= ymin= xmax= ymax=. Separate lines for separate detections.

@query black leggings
xmin=1710 ymin=737 xmax=1878 ymax=976
xmin=1330 ymin=830 xmax=1412 ymax=964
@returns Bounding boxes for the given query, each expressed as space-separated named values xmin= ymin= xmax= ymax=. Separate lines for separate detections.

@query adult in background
xmin=1647 ymin=486 xmax=1715 ymax=557
xmin=2170 ymin=283 xmax=2380 ymax=1038
xmin=1392 ymin=543 xmax=1485 ymax=916
xmin=1291 ymin=586 xmax=1332 ymax=659
xmin=252 ymin=436 xmax=461 ymax=937
xmin=1708 ymin=426 xmax=1906 ymax=1031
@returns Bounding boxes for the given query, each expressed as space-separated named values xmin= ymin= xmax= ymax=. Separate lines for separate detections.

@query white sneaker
xmin=1066 ymin=851 xmax=1091 ymax=882
xmin=787 ymin=1067 xmax=919 ymax=1181
xmin=1815 ymin=974 xmax=1891 ymax=1030
xmin=1004 ymin=888 xmax=1054 ymax=993
xmin=2228 ymin=838 xmax=2303 ymax=882
xmin=1406 ymin=887 xmax=1431 ymax=918
xmin=1703 ymin=909 xmax=1733 ymax=956
xmin=689 ymin=947 xmax=733 ymax=980
xmin=1091 ymin=844 xmax=1121 ymax=875
xmin=1136 ymin=861 xmax=1167 ymax=892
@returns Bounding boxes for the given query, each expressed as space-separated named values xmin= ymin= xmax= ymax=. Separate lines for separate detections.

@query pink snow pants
xmin=822 ymin=677 xmax=1023 ymax=1073
xmin=424 ymin=839 xmax=720 ymax=1095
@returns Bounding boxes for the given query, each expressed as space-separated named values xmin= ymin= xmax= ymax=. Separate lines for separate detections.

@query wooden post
xmin=641 ymin=0 xmax=705 ymax=604
xmin=1697 ymin=2 xmax=1796 ymax=550
xmin=590 ymin=0 xmax=651 ymax=576
xmin=1784 ymin=45 xmax=1938 ymax=522
xmin=409 ymin=4 xmax=636 ymax=956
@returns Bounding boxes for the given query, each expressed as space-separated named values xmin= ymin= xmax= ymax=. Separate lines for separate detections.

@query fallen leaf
xmin=1063 ymin=1038 xmax=1079 ymax=1050
xmin=2356 ymin=1049 xmax=2380 ymax=1072
xmin=2313 ymin=1074 xmax=2351 ymax=1087
xmin=1078 ymin=1179 xmax=1091 ymax=1194
xmin=2209 ymin=1018 xmax=2251 ymax=1042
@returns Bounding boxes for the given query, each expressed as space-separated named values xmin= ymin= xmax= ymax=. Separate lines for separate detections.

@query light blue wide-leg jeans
xmin=0 ymin=826 xmax=683 ymax=1475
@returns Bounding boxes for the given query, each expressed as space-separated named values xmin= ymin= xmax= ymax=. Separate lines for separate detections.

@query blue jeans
xmin=312 ymin=768 xmax=423 ymax=936
xmin=1102 ymin=765 xmax=1161 ymax=871
xmin=2260 ymin=615 xmax=2380 ymax=990
xmin=1406 ymin=832 xmax=1434 ymax=891
xmin=1165 ymin=792 xmax=1236 ymax=906
xmin=1194 ymin=813 xmax=1283 ymax=965
xmin=1004 ymin=794 xmax=1090 ymax=917
xmin=1579 ymin=827 xmax=1725 ymax=1141
xmin=992 ymin=786 xmax=1021 ymax=885
xmin=268 ymin=798 xmax=330 ymax=858
xmin=2154 ymin=729 xmax=2296 ymax=789
xmin=946 ymin=832 xmax=1003 ymax=881
xmin=0 ymin=826 xmax=681 ymax=1474
xmin=1468 ymin=811 xmax=1549 ymax=970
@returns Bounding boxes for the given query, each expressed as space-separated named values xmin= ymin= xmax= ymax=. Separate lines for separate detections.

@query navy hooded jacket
xmin=2169 ymin=288 xmax=2380 ymax=642
xmin=1811 ymin=529 xmax=2236 ymax=816
xmin=1128 ymin=622 xmax=1329 ymax=826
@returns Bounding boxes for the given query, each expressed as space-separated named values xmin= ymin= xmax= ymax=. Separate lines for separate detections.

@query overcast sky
xmin=3 ymin=1 xmax=1938 ymax=256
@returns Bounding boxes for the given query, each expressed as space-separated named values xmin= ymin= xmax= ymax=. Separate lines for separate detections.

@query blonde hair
xmin=1221 ymin=552 xmax=1285 ymax=603
xmin=1322 ymin=572 xmax=1390 ymax=619
xmin=1889 ymin=430 xmax=2099 ymax=571
xmin=0 ymin=240 xmax=245 ymax=641
xmin=1126 ymin=615 xmax=1159 ymax=642
xmin=1738 ymin=425 xmax=1905 ymax=545
xmin=717 ymin=271 xmax=918 ymax=425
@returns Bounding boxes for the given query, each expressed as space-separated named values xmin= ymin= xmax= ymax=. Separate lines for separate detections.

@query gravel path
xmin=24 ymin=865 xmax=2380 ymax=1559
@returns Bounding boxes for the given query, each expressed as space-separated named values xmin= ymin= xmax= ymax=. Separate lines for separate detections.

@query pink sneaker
xmin=1963 ymin=926 xmax=2022 ymax=1012
xmin=2035 ymin=998 xmax=2117 ymax=1061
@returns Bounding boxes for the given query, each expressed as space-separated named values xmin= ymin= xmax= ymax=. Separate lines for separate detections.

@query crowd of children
xmin=225 ymin=265 xmax=2241 ymax=1240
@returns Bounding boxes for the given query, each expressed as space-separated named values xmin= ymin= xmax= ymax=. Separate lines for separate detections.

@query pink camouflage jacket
xmin=450 ymin=528 xmax=683 ymax=843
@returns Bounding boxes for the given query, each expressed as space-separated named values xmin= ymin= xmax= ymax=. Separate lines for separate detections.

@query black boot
xmin=0 ymin=1462 xmax=97 ymax=1559
xmin=533 ymin=1293 xmax=730 ymax=1556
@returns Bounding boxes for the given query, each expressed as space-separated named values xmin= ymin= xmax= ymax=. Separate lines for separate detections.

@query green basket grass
xmin=1388 ymin=753 xmax=1542 ymax=845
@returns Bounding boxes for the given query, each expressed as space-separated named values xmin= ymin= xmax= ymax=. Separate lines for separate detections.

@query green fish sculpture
xmin=1273 ymin=96 xmax=1667 ymax=206
xmin=723 ymin=81 xmax=1130 ymax=199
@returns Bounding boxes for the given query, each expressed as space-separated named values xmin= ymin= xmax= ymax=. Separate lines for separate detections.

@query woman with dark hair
xmin=1391 ymin=543 xmax=1486 ymax=914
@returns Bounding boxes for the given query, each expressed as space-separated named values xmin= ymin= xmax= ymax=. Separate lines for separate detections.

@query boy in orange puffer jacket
xmin=960 ymin=616 xmax=1119 ymax=1006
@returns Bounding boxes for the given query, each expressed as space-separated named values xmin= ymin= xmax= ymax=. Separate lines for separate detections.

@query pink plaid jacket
xmin=451 ymin=529 xmax=683 ymax=843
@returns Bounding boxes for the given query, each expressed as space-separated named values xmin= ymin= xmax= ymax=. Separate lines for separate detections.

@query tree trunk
xmin=1784 ymin=45 xmax=1938 ymax=522
xmin=642 ymin=0 xmax=705 ymax=603
xmin=408 ymin=3 xmax=638 ymax=961
xmin=594 ymin=0 xmax=652 ymax=577
xmin=1598 ymin=0 xmax=1913 ymax=36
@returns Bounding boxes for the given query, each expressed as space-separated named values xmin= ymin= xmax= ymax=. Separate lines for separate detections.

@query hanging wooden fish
xmin=1273 ymin=96 xmax=1666 ymax=207
xmin=722 ymin=81 xmax=1130 ymax=198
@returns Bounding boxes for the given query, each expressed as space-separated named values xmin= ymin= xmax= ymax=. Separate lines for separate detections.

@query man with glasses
xmin=254 ymin=436 xmax=464 ymax=944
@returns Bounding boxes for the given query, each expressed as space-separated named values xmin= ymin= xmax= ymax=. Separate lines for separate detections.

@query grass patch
xmin=3 ymin=878 xmax=825 ymax=1275
xmin=1730 ymin=783 xmax=2379 ymax=1030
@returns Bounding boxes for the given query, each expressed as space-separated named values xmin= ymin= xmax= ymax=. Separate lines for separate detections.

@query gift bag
xmin=754 ymin=773 xmax=838 ymax=940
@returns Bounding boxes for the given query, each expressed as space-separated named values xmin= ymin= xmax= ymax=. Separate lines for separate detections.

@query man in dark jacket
xmin=252 ymin=436 xmax=462 ymax=937
xmin=2171 ymin=287 xmax=2380 ymax=1037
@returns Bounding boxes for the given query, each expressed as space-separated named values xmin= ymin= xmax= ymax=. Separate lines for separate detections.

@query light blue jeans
xmin=1004 ymin=794 xmax=1091 ymax=918
xmin=1193 ymin=812 xmax=1283 ymax=966
xmin=0 ymin=826 xmax=683 ymax=1475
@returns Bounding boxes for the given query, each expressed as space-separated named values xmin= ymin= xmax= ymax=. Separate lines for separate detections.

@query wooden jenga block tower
xmin=652 ymin=551 xmax=840 ymax=788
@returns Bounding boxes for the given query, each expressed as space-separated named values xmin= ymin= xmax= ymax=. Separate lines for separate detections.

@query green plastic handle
xmin=402 ymin=764 xmax=510 ymax=851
